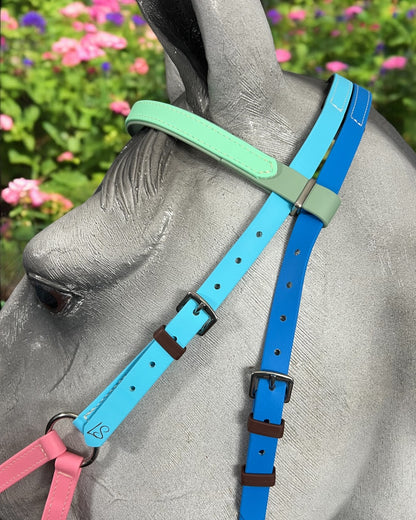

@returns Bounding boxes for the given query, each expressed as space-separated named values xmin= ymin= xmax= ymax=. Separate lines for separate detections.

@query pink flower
xmin=52 ymin=37 xmax=79 ymax=54
xmin=89 ymin=0 xmax=120 ymax=24
xmin=0 ymin=8 xmax=10 ymax=21
xmin=381 ymin=56 xmax=407 ymax=70
xmin=1 ymin=8 xmax=18 ymax=29
xmin=288 ymin=10 xmax=306 ymax=21
xmin=57 ymin=151 xmax=74 ymax=162
xmin=93 ymin=0 xmax=120 ymax=10
xmin=82 ymin=31 xmax=127 ymax=50
xmin=30 ymin=189 xmax=50 ymax=207
xmin=72 ymin=21 xmax=85 ymax=31
xmin=77 ymin=39 xmax=105 ymax=60
xmin=129 ymin=57 xmax=149 ymax=74
xmin=331 ymin=29 xmax=341 ymax=37
xmin=43 ymin=192 xmax=74 ymax=211
xmin=110 ymin=100 xmax=130 ymax=116
xmin=42 ymin=51 xmax=56 ymax=60
xmin=1 ymin=178 xmax=73 ymax=210
xmin=275 ymin=49 xmax=292 ymax=63
xmin=52 ymin=35 xmax=106 ymax=66
xmin=5 ymin=18 xmax=18 ymax=30
xmin=60 ymin=2 xmax=89 ymax=18
xmin=0 ymin=114 xmax=14 ymax=131
xmin=326 ymin=61 xmax=348 ymax=72
xmin=2 ymin=187 xmax=21 ymax=205
xmin=84 ymin=23 xmax=98 ymax=33
xmin=1 ymin=178 xmax=48 ymax=207
xmin=344 ymin=6 xmax=363 ymax=18
xmin=62 ymin=50 xmax=82 ymax=66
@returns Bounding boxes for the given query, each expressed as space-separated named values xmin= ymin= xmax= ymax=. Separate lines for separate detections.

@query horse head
xmin=1 ymin=1 xmax=415 ymax=519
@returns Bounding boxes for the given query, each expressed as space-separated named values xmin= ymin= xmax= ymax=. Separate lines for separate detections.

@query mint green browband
xmin=126 ymin=100 xmax=340 ymax=226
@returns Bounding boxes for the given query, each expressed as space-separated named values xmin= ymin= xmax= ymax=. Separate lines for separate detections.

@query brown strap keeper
xmin=153 ymin=325 xmax=185 ymax=360
xmin=241 ymin=465 xmax=276 ymax=487
xmin=247 ymin=413 xmax=285 ymax=438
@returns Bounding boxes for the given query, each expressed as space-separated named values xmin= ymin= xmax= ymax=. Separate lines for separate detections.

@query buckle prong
xmin=176 ymin=292 xmax=217 ymax=336
xmin=249 ymin=371 xmax=294 ymax=403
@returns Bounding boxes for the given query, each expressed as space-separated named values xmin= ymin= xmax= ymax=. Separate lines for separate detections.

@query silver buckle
xmin=176 ymin=292 xmax=218 ymax=336
xmin=289 ymin=177 xmax=317 ymax=216
xmin=249 ymin=371 xmax=294 ymax=403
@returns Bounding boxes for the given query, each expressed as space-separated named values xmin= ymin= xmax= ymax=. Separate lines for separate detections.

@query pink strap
xmin=0 ymin=431 xmax=66 ymax=492
xmin=42 ymin=451 xmax=83 ymax=520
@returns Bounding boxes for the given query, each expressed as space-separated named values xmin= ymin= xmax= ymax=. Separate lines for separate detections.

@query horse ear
xmin=191 ymin=1 xmax=286 ymax=141
xmin=164 ymin=54 xmax=186 ymax=105
xmin=138 ymin=1 xmax=290 ymax=157
xmin=137 ymin=0 xmax=209 ymax=115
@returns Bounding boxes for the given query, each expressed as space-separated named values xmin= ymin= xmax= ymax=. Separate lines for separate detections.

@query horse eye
xmin=28 ymin=275 xmax=75 ymax=314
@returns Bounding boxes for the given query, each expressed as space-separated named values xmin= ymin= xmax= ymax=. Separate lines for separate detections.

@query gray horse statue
xmin=1 ymin=1 xmax=415 ymax=519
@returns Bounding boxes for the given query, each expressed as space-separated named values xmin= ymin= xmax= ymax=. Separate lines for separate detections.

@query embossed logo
xmin=87 ymin=422 xmax=110 ymax=439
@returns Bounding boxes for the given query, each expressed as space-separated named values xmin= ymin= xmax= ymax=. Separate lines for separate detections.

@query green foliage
xmin=266 ymin=1 xmax=416 ymax=146
xmin=1 ymin=0 xmax=167 ymax=189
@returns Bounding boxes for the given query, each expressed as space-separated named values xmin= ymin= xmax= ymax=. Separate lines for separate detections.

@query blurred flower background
xmin=1 ymin=0 xmax=415 ymax=301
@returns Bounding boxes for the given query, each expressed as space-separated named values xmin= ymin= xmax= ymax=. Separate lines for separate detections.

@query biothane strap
xmin=73 ymin=74 xmax=352 ymax=447
xmin=239 ymin=84 xmax=372 ymax=520
xmin=42 ymin=451 xmax=83 ymax=520
xmin=0 ymin=431 xmax=83 ymax=520
xmin=0 ymin=431 xmax=66 ymax=492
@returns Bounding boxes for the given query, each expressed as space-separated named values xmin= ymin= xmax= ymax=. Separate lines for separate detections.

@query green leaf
xmin=9 ymin=150 xmax=33 ymax=167
xmin=0 ymin=98 xmax=22 ymax=119
xmin=40 ymin=159 xmax=57 ymax=177
xmin=67 ymin=136 xmax=81 ymax=153
xmin=23 ymin=106 xmax=41 ymax=129
xmin=9 ymin=207 xmax=23 ymax=218
xmin=1 ymin=75 xmax=25 ymax=91
xmin=13 ymin=224 xmax=37 ymax=242
xmin=22 ymin=133 xmax=36 ymax=152
xmin=42 ymin=122 xmax=66 ymax=147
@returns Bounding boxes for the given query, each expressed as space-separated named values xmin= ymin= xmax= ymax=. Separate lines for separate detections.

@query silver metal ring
xmin=45 ymin=412 xmax=99 ymax=467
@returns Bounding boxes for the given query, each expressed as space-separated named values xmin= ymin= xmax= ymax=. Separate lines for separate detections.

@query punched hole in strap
xmin=247 ymin=413 xmax=285 ymax=439
xmin=241 ymin=465 xmax=276 ymax=487
xmin=153 ymin=325 xmax=185 ymax=360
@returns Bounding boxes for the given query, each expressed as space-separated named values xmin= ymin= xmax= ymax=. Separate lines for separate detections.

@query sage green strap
xmin=125 ymin=100 xmax=340 ymax=226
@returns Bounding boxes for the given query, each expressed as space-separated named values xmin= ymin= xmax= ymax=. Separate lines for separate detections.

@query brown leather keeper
xmin=241 ymin=465 xmax=276 ymax=487
xmin=247 ymin=413 xmax=285 ymax=438
xmin=153 ymin=325 xmax=185 ymax=360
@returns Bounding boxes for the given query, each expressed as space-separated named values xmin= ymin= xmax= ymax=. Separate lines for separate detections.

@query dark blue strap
xmin=239 ymin=84 xmax=372 ymax=520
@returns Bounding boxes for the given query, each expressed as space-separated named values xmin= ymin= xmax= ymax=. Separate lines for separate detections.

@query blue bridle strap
xmin=239 ymin=84 xmax=372 ymax=520
xmin=73 ymin=75 xmax=353 ymax=447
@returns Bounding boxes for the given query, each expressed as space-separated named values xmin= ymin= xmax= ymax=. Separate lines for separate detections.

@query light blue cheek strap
xmin=73 ymin=75 xmax=353 ymax=447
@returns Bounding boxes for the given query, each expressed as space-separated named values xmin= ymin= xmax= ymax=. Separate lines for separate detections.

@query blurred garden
xmin=1 ymin=0 xmax=415 ymax=301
